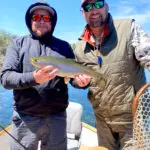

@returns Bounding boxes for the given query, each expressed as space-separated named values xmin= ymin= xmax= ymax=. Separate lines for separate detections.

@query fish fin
xmin=64 ymin=77 xmax=70 ymax=84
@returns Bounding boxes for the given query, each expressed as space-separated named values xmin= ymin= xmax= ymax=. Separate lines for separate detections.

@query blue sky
xmin=0 ymin=0 xmax=150 ymax=43
xmin=0 ymin=0 xmax=150 ymax=80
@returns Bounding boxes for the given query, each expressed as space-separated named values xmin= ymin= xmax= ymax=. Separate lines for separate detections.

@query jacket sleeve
xmin=0 ymin=38 xmax=38 ymax=90
xmin=130 ymin=20 xmax=150 ymax=71
xmin=70 ymin=78 xmax=90 ymax=89
xmin=68 ymin=42 xmax=90 ymax=89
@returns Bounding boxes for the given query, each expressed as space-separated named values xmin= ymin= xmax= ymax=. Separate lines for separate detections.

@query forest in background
xmin=0 ymin=30 xmax=15 ymax=69
xmin=0 ymin=30 xmax=15 ymax=55
xmin=0 ymin=30 xmax=76 ymax=70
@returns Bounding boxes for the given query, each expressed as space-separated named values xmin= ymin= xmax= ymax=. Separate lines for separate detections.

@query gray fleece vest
xmin=74 ymin=18 xmax=146 ymax=122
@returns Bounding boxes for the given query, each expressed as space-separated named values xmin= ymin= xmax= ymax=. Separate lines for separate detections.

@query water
xmin=68 ymin=84 xmax=96 ymax=127
xmin=0 ymin=84 xmax=95 ymax=131
xmin=0 ymin=70 xmax=149 ymax=131
xmin=0 ymin=86 xmax=13 ymax=128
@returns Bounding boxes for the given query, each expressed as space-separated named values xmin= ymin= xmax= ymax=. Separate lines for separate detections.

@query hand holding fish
xmin=33 ymin=65 xmax=59 ymax=84
xmin=74 ymin=74 xmax=92 ymax=87
xmin=30 ymin=56 xmax=106 ymax=87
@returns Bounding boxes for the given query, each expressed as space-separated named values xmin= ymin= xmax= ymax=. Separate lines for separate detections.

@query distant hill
xmin=0 ymin=30 xmax=76 ymax=70
xmin=0 ymin=30 xmax=15 ymax=70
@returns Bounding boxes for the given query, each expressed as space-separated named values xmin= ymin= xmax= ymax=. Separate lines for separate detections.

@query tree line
xmin=0 ymin=30 xmax=76 ymax=56
xmin=0 ymin=30 xmax=16 ymax=55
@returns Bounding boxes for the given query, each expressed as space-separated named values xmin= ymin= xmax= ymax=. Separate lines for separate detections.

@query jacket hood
xmin=25 ymin=2 xmax=57 ymax=43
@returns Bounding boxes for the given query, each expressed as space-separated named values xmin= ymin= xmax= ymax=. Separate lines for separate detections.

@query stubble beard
xmin=32 ymin=24 xmax=51 ymax=37
xmin=36 ymin=27 xmax=49 ymax=37
xmin=88 ymin=16 xmax=106 ymax=28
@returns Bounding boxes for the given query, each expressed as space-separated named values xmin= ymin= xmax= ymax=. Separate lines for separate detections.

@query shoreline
xmin=0 ymin=55 xmax=4 ymax=70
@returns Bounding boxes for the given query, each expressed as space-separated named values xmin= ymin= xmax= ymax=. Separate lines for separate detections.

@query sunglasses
xmin=82 ymin=0 xmax=105 ymax=12
xmin=32 ymin=14 xmax=51 ymax=22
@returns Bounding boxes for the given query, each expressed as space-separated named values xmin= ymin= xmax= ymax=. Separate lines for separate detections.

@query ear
xmin=105 ymin=3 xmax=109 ymax=13
xmin=104 ymin=3 xmax=109 ymax=19
xmin=81 ymin=10 xmax=86 ymax=19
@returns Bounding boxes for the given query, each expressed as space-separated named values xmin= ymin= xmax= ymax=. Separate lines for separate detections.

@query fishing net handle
xmin=132 ymin=82 xmax=150 ymax=118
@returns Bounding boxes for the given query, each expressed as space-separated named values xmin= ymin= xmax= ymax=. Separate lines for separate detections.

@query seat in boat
xmin=67 ymin=101 xmax=83 ymax=150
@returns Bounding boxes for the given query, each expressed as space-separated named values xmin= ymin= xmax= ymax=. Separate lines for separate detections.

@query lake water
xmin=0 ymin=84 xmax=95 ymax=131
xmin=0 ymin=69 xmax=149 ymax=131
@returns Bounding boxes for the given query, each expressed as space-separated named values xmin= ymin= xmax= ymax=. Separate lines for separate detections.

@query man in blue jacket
xmin=0 ymin=2 xmax=90 ymax=150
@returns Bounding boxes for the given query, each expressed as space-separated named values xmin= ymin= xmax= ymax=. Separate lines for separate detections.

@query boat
xmin=0 ymin=102 xmax=108 ymax=150
xmin=0 ymin=122 xmax=100 ymax=150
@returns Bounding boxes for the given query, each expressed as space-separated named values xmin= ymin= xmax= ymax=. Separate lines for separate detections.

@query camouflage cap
xmin=81 ymin=0 xmax=105 ymax=7
xmin=81 ymin=0 xmax=88 ymax=7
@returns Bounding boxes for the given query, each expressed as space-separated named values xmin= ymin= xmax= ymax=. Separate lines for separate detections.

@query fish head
xmin=30 ymin=57 xmax=43 ymax=68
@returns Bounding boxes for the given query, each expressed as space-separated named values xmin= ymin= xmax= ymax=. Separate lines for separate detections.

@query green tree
xmin=71 ymin=43 xmax=76 ymax=51
xmin=0 ymin=30 xmax=14 ymax=55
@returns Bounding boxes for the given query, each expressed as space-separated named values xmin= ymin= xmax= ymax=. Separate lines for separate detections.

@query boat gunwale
xmin=0 ymin=122 xmax=97 ymax=136
xmin=0 ymin=125 xmax=11 ymax=136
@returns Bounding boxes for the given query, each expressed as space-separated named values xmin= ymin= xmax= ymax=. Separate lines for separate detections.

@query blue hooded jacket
xmin=0 ymin=2 xmax=75 ymax=116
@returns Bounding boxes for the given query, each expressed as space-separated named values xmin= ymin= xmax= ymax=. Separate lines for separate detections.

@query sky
xmin=0 ymin=0 xmax=150 ymax=80
xmin=0 ymin=0 xmax=150 ymax=43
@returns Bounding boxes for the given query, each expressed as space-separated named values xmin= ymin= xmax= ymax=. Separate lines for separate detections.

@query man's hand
xmin=74 ymin=74 xmax=91 ymax=87
xmin=33 ymin=65 xmax=59 ymax=84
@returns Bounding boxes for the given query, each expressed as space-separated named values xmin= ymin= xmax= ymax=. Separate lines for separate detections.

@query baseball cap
xmin=81 ymin=0 xmax=104 ymax=7
xmin=29 ymin=3 xmax=54 ymax=16
xmin=81 ymin=0 xmax=88 ymax=7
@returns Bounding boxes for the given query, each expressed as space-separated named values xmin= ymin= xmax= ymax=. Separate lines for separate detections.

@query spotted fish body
xmin=30 ymin=56 xmax=106 ymax=86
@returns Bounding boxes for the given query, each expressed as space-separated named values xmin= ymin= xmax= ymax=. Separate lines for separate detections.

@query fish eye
xmin=34 ymin=58 xmax=38 ymax=62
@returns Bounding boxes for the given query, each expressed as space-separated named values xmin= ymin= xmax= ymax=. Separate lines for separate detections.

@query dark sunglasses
xmin=32 ymin=14 xmax=51 ymax=22
xmin=82 ymin=0 xmax=105 ymax=12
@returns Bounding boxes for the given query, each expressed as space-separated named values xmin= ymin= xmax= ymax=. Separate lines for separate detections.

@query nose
xmin=91 ymin=6 xmax=97 ymax=13
xmin=39 ymin=19 xmax=45 ymax=23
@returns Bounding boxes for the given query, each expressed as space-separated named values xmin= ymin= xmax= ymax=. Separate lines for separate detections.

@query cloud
xmin=139 ymin=0 xmax=150 ymax=4
xmin=118 ymin=0 xmax=150 ymax=5
xmin=117 ymin=6 xmax=135 ymax=14
xmin=110 ymin=1 xmax=150 ymax=25
xmin=55 ymin=29 xmax=83 ymax=44
xmin=114 ymin=10 xmax=150 ymax=25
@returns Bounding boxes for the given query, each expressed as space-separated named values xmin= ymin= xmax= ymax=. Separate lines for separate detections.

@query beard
xmin=88 ymin=15 xmax=107 ymax=28
xmin=31 ymin=24 xmax=52 ymax=43
xmin=35 ymin=26 xmax=50 ymax=37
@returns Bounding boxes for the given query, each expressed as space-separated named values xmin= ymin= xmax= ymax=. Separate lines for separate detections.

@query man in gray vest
xmin=0 ymin=2 xmax=91 ymax=150
xmin=73 ymin=0 xmax=150 ymax=149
